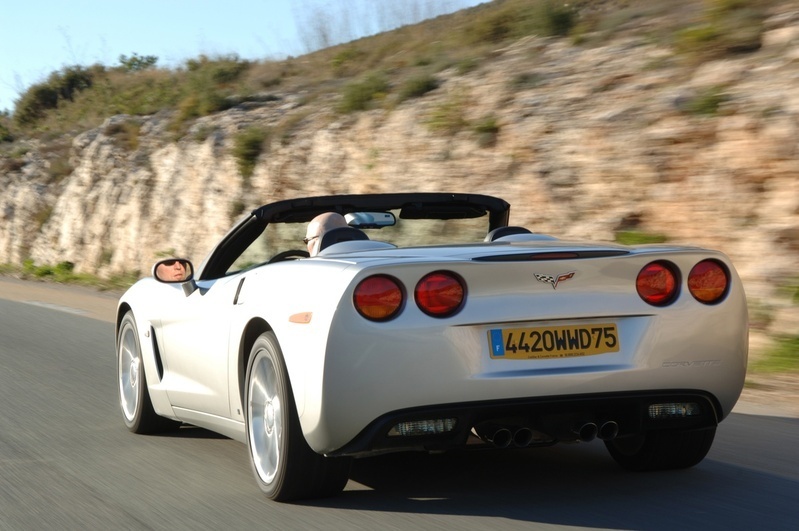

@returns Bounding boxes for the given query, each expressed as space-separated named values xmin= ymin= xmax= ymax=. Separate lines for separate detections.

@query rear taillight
xmin=414 ymin=271 xmax=465 ymax=317
xmin=688 ymin=259 xmax=729 ymax=304
xmin=353 ymin=275 xmax=404 ymax=321
xmin=637 ymin=261 xmax=679 ymax=306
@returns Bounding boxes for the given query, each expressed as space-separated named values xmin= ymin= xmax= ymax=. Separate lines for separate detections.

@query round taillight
xmin=353 ymin=275 xmax=403 ymax=321
xmin=414 ymin=271 xmax=465 ymax=318
xmin=636 ymin=261 xmax=679 ymax=306
xmin=688 ymin=259 xmax=729 ymax=304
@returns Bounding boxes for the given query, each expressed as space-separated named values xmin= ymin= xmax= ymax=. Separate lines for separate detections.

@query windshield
xmin=225 ymin=209 xmax=489 ymax=275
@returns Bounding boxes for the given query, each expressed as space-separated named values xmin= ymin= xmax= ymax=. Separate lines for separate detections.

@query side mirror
xmin=153 ymin=258 xmax=194 ymax=283
xmin=153 ymin=259 xmax=197 ymax=296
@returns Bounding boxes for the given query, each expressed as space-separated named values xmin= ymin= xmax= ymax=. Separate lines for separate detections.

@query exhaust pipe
xmin=487 ymin=428 xmax=512 ymax=448
xmin=598 ymin=421 xmax=619 ymax=441
xmin=574 ymin=422 xmax=598 ymax=442
xmin=513 ymin=427 xmax=534 ymax=447
xmin=475 ymin=427 xmax=513 ymax=448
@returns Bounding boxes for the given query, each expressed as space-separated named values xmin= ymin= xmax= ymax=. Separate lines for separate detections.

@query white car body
xmin=116 ymin=193 xmax=748 ymax=500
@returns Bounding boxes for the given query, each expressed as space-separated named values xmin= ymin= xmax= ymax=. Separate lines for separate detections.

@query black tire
xmin=605 ymin=427 xmax=716 ymax=471
xmin=117 ymin=311 xmax=179 ymax=434
xmin=245 ymin=332 xmax=351 ymax=501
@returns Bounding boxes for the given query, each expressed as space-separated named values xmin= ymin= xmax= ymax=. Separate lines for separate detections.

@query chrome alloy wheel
xmin=248 ymin=352 xmax=284 ymax=485
xmin=118 ymin=320 xmax=141 ymax=422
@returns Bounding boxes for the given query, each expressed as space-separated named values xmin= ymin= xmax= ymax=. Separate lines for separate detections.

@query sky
xmin=0 ymin=0 xmax=486 ymax=113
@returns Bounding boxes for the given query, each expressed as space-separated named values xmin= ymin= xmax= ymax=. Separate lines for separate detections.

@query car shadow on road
xmin=154 ymin=424 xmax=230 ymax=440
xmin=301 ymin=415 xmax=799 ymax=530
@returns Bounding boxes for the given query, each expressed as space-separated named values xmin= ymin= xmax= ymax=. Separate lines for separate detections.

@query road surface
xmin=1 ymin=280 xmax=797 ymax=530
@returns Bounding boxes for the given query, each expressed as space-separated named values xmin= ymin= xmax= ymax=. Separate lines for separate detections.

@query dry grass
xmin=4 ymin=0 xmax=780 ymax=142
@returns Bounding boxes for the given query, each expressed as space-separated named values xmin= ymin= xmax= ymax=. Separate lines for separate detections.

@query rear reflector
xmin=636 ymin=261 xmax=679 ymax=306
xmin=414 ymin=271 xmax=465 ymax=317
xmin=353 ymin=275 xmax=403 ymax=321
xmin=648 ymin=402 xmax=701 ymax=419
xmin=688 ymin=259 xmax=729 ymax=304
xmin=388 ymin=418 xmax=457 ymax=437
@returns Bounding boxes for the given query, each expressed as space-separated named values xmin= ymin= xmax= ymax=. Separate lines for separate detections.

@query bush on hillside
xmin=337 ymin=73 xmax=390 ymax=113
xmin=14 ymin=66 xmax=95 ymax=127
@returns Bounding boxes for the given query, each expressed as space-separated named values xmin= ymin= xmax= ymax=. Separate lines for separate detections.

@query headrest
xmin=318 ymin=226 xmax=369 ymax=252
xmin=484 ymin=226 xmax=533 ymax=242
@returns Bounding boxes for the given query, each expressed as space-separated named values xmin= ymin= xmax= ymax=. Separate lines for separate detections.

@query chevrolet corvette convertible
xmin=116 ymin=193 xmax=748 ymax=501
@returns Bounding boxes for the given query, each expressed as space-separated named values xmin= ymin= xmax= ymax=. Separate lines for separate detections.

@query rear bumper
xmin=330 ymin=390 xmax=721 ymax=457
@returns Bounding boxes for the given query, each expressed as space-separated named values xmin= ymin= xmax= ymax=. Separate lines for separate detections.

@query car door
xmin=156 ymin=274 xmax=242 ymax=417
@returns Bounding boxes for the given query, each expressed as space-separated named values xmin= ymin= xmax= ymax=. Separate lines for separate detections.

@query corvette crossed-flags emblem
xmin=534 ymin=271 xmax=575 ymax=289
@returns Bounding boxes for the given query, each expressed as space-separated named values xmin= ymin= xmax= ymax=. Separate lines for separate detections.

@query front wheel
xmin=245 ymin=332 xmax=350 ymax=501
xmin=605 ymin=427 xmax=716 ymax=471
xmin=117 ymin=311 xmax=178 ymax=434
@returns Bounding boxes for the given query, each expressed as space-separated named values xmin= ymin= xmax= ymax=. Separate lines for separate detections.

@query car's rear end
xmin=305 ymin=241 xmax=747 ymax=469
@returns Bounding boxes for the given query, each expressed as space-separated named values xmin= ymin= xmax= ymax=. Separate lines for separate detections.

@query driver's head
xmin=305 ymin=212 xmax=348 ymax=256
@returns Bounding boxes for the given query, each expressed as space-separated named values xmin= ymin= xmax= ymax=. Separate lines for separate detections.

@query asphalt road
xmin=1 ymin=293 xmax=798 ymax=530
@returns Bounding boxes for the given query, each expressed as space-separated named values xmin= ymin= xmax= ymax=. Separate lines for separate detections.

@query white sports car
xmin=116 ymin=193 xmax=748 ymax=501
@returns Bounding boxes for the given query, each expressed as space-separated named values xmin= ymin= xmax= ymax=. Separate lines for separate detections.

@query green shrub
xmin=118 ymin=53 xmax=158 ymax=72
xmin=47 ymin=156 xmax=73 ymax=183
xmin=99 ymin=249 xmax=113 ymax=266
xmin=186 ymin=54 xmax=250 ymax=84
xmin=233 ymin=126 xmax=270 ymax=180
xmin=541 ymin=1 xmax=577 ymax=36
xmin=509 ymin=72 xmax=545 ymax=90
xmin=337 ymin=73 xmax=390 ymax=113
xmin=464 ymin=5 xmax=516 ymax=44
xmin=462 ymin=0 xmax=576 ymax=45
xmin=14 ymin=85 xmax=59 ymax=126
xmin=683 ymin=86 xmax=729 ymax=116
xmin=397 ymin=74 xmax=440 ymax=102
xmin=192 ymin=125 xmax=216 ymax=143
xmin=473 ymin=115 xmax=500 ymax=147
xmin=104 ymin=119 xmax=141 ymax=151
xmin=5 ymin=258 xmax=137 ymax=290
xmin=229 ymin=200 xmax=247 ymax=220
xmin=455 ymin=57 xmax=480 ymax=75
xmin=426 ymin=92 xmax=469 ymax=135
xmin=331 ymin=47 xmax=366 ymax=76
xmin=55 ymin=261 xmax=75 ymax=275
xmin=675 ymin=0 xmax=766 ymax=63
xmin=0 ymin=121 xmax=13 ymax=142
xmin=14 ymin=66 xmax=95 ymax=127
xmin=33 ymin=205 xmax=54 ymax=231
xmin=773 ymin=275 xmax=799 ymax=305
xmin=752 ymin=335 xmax=799 ymax=373
xmin=614 ymin=231 xmax=668 ymax=245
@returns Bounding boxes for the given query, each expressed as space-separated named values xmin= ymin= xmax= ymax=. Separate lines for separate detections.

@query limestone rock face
xmin=1 ymin=5 xmax=798 ymax=347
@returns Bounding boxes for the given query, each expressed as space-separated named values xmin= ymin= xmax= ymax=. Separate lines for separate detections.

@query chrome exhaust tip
xmin=489 ymin=428 xmax=513 ymax=448
xmin=513 ymin=427 xmax=534 ymax=447
xmin=575 ymin=422 xmax=598 ymax=442
xmin=598 ymin=421 xmax=619 ymax=441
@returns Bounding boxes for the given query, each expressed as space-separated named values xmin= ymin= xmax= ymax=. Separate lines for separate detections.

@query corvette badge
xmin=534 ymin=271 xmax=575 ymax=289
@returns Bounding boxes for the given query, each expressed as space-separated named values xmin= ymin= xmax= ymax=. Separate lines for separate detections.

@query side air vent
xmin=151 ymin=328 xmax=165 ymax=380
xmin=473 ymin=250 xmax=630 ymax=262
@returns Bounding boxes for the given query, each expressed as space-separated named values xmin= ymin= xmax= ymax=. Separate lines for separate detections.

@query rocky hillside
xmin=1 ymin=2 xmax=798 ymax=355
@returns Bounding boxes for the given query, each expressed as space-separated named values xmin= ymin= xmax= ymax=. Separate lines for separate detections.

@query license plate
xmin=489 ymin=323 xmax=620 ymax=360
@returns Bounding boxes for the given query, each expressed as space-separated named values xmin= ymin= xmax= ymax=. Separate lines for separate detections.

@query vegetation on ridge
xmin=0 ymin=0 xmax=775 ymax=144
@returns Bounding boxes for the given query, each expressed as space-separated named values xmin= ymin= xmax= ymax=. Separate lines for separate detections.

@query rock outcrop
xmin=1 ymin=3 xmax=798 ymax=352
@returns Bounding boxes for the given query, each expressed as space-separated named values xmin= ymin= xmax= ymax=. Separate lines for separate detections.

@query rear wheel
xmin=245 ymin=332 xmax=350 ymax=501
xmin=117 ymin=311 xmax=178 ymax=434
xmin=605 ymin=427 xmax=716 ymax=471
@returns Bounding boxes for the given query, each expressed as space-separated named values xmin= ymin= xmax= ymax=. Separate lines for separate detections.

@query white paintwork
xmin=118 ymin=238 xmax=748 ymax=455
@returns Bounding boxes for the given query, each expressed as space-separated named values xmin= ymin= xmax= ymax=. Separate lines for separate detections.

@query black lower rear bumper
xmin=330 ymin=390 xmax=721 ymax=457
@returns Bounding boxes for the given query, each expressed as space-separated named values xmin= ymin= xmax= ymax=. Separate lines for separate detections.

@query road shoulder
xmin=1 ymin=275 xmax=796 ymax=417
xmin=0 ymin=276 xmax=119 ymax=323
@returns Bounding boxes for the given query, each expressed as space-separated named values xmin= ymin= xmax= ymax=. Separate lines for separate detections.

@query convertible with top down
xmin=116 ymin=192 xmax=748 ymax=501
